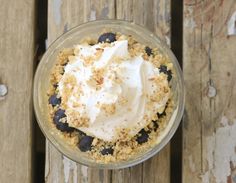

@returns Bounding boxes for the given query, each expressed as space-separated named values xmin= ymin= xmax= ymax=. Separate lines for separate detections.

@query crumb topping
xmin=47 ymin=32 xmax=175 ymax=163
xmin=100 ymin=103 xmax=116 ymax=115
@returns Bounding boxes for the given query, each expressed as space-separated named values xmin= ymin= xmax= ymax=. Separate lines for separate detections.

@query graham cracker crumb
xmin=47 ymin=32 xmax=175 ymax=163
xmin=118 ymin=96 xmax=128 ymax=105
xmin=100 ymin=103 xmax=116 ymax=115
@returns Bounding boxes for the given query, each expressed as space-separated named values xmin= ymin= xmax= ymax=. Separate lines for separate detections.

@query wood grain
xmin=183 ymin=0 xmax=236 ymax=182
xmin=0 ymin=0 xmax=35 ymax=182
xmin=46 ymin=0 xmax=170 ymax=182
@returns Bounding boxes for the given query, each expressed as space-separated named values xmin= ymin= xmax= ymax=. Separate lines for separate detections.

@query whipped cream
xmin=58 ymin=40 xmax=170 ymax=142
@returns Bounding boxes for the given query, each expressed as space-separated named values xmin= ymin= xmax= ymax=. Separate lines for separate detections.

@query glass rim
xmin=34 ymin=19 xmax=185 ymax=169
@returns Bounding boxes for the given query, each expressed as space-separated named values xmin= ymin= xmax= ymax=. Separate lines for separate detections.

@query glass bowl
xmin=33 ymin=20 xmax=185 ymax=169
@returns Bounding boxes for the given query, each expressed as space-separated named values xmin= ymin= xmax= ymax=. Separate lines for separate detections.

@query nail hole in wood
xmin=0 ymin=84 xmax=8 ymax=97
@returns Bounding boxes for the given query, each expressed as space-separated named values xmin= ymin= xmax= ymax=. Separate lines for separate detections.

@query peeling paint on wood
xmin=53 ymin=0 xmax=62 ymax=25
xmin=188 ymin=155 xmax=196 ymax=172
xmin=81 ymin=166 xmax=88 ymax=182
xmin=201 ymin=118 xmax=236 ymax=183
xmin=230 ymin=161 xmax=236 ymax=182
xmin=227 ymin=11 xmax=236 ymax=36
xmin=184 ymin=7 xmax=196 ymax=30
xmin=101 ymin=6 xmax=109 ymax=19
xmin=62 ymin=157 xmax=70 ymax=182
xmin=207 ymin=84 xmax=217 ymax=98
xmin=183 ymin=1 xmax=236 ymax=183
xmin=0 ymin=84 xmax=7 ymax=98
xmin=63 ymin=23 xmax=68 ymax=33
xmin=63 ymin=156 xmax=78 ymax=183
xmin=89 ymin=10 xmax=96 ymax=21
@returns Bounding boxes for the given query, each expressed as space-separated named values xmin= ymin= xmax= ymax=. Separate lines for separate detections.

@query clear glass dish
xmin=33 ymin=20 xmax=185 ymax=169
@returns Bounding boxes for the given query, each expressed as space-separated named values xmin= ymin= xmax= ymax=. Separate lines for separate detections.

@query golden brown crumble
xmin=66 ymin=109 xmax=89 ymax=128
xmin=118 ymin=96 xmax=128 ymax=106
xmin=100 ymin=103 xmax=116 ymax=115
xmin=47 ymin=32 xmax=175 ymax=163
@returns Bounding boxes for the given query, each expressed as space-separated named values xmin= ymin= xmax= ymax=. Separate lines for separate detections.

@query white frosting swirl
xmin=58 ymin=40 xmax=170 ymax=142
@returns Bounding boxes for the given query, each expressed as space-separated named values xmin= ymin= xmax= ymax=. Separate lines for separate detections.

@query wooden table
xmin=0 ymin=0 xmax=236 ymax=182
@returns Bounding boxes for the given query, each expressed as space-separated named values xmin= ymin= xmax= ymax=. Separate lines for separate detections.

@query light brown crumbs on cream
xmin=100 ymin=103 xmax=116 ymax=115
xmin=73 ymin=48 xmax=80 ymax=55
xmin=66 ymin=109 xmax=90 ymax=128
xmin=60 ymin=74 xmax=76 ymax=108
xmin=86 ymin=68 xmax=105 ymax=90
xmin=48 ymin=33 xmax=175 ymax=163
xmin=94 ymin=48 xmax=104 ymax=60
xmin=92 ymin=68 xmax=105 ymax=85
xmin=118 ymin=97 xmax=128 ymax=105
xmin=100 ymin=42 xmax=112 ymax=48
xmin=113 ymin=56 xmax=123 ymax=64
xmin=68 ymin=55 xmax=78 ymax=64
xmin=107 ymin=69 xmax=122 ymax=84
xmin=116 ymin=128 xmax=131 ymax=141
xmin=81 ymin=55 xmax=95 ymax=66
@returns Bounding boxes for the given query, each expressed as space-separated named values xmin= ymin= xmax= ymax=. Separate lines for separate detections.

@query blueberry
xmin=56 ymin=122 xmax=75 ymax=132
xmin=62 ymin=60 xmax=69 ymax=66
xmin=53 ymin=109 xmax=75 ymax=132
xmin=159 ymin=65 xmax=168 ymax=72
xmin=53 ymin=109 xmax=66 ymax=125
xmin=136 ymin=129 xmax=149 ymax=144
xmin=61 ymin=68 xmax=65 ymax=75
xmin=53 ymin=84 xmax=58 ymax=89
xmin=157 ymin=111 xmax=166 ymax=118
xmin=152 ymin=121 xmax=159 ymax=131
xmin=78 ymin=135 xmax=94 ymax=152
xmin=145 ymin=46 xmax=153 ymax=56
xmin=101 ymin=147 xmax=114 ymax=155
xmin=98 ymin=33 xmax=116 ymax=43
xmin=49 ymin=94 xmax=61 ymax=107
xmin=159 ymin=65 xmax=172 ymax=82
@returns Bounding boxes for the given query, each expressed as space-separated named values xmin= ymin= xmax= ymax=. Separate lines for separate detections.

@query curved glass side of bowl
xmin=33 ymin=20 xmax=185 ymax=169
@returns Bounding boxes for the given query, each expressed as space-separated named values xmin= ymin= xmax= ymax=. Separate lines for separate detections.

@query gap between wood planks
xmin=170 ymin=0 xmax=183 ymax=183
xmin=34 ymin=0 xmax=184 ymax=182
xmin=34 ymin=0 xmax=48 ymax=182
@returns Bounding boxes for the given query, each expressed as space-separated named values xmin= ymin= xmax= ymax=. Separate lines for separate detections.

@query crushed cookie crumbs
xmin=100 ymin=103 xmax=116 ymax=115
xmin=47 ymin=32 xmax=175 ymax=163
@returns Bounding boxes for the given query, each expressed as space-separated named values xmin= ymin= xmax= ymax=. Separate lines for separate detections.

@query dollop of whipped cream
xmin=58 ymin=40 xmax=170 ymax=142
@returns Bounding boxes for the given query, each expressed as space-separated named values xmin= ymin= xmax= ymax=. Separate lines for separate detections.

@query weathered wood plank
xmin=0 ymin=0 xmax=35 ymax=182
xmin=183 ymin=0 xmax=236 ymax=182
xmin=112 ymin=0 xmax=171 ymax=183
xmin=46 ymin=1 xmax=115 ymax=182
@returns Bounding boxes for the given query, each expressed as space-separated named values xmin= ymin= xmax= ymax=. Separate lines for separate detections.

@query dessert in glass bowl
xmin=34 ymin=20 xmax=184 ymax=168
